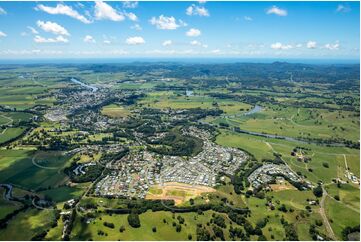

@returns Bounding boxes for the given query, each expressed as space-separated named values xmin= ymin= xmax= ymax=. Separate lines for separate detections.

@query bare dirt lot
xmin=146 ymin=182 xmax=216 ymax=205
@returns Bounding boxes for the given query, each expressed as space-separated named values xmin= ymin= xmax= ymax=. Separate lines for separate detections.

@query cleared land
xmin=146 ymin=182 xmax=216 ymax=205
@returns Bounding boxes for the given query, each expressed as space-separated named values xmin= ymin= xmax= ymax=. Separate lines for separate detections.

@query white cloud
xmin=131 ymin=24 xmax=142 ymax=31
xmin=125 ymin=12 xmax=137 ymax=21
xmin=126 ymin=36 xmax=145 ymax=45
xmin=306 ymin=41 xmax=317 ymax=49
xmin=324 ymin=41 xmax=340 ymax=50
xmin=103 ymin=40 xmax=111 ymax=44
xmin=211 ymin=49 xmax=221 ymax=54
xmin=295 ymin=43 xmax=303 ymax=48
xmin=162 ymin=40 xmax=172 ymax=46
xmin=94 ymin=1 xmax=124 ymax=22
xmin=34 ymin=35 xmax=68 ymax=43
xmin=123 ymin=1 xmax=138 ymax=9
xmin=37 ymin=20 xmax=70 ymax=36
xmin=0 ymin=31 xmax=7 ymax=38
xmin=0 ymin=7 xmax=7 ymax=15
xmin=270 ymin=42 xmax=293 ymax=50
xmin=150 ymin=15 xmax=186 ymax=30
xmin=27 ymin=26 xmax=39 ymax=34
xmin=244 ymin=16 xmax=253 ymax=21
xmin=186 ymin=28 xmax=201 ymax=37
xmin=190 ymin=40 xmax=201 ymax=46
xmin=186 ymin=4 xmax=209 ymax=17
xmin=266 ymin=6 xmax=288 ymax=16
xmin=36 ymin=4 xmax=91 ymax=24
xmin=83 ymin=35 xmax=96 ymax=43
xmin=336 ymin=4 xmax=351 ymax=13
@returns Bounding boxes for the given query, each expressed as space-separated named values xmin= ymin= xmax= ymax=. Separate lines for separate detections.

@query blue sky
xmin=0 ymin=1 xmax=359 ymax=59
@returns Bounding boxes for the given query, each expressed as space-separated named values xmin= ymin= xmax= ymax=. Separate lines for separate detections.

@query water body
xmin=244 ymin=105 xmax=262 ymax=115
xmin=70 ymin=77 xmax=98 ymax=92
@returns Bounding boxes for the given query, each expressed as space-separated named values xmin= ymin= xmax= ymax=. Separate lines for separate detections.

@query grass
xmin=0 ymin=187 xmax=23 ymax=220
xmin=0 ymin=150 xmax=72 ymax=190
xmin=325 ymin=196 xmax=360 ymax=240
xmin=324 ymin=183 xmax=360 ymax=211
xmin=214 ymin=105 xmax=359 ymax=143
xmin=71 ymin=210 xmax=240 ymax=241
xmin=39 ymin=186 xmax=84 ymax=202
xmin=101 ymin=104 xmax=130 ymax=118
xmin=216 ymin=130 xmax=360 ymax=185
xmin=0 ymin=127 xmax=26 ymax=144
xmin=0 ymin=208 xmax=58 ymax=241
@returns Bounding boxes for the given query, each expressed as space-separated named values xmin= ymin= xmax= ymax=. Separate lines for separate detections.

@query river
xmin=70 ymin=78 xmax=98 ymax=92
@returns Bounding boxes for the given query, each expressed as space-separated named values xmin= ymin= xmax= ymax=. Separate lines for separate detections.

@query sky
xmin=0 ymin=1 xmax=359 ymax=60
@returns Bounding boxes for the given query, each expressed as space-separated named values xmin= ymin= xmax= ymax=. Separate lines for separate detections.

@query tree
xmin=313 ymin=185 xmax=323 ymax=198
xmin=127 ymin=213 xmax=140 ymax=228
xmin=119 ymin=225 xmax=125 ymax=232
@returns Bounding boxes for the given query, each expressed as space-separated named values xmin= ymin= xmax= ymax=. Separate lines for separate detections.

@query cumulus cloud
xmin=36 ymin=4 xmax=91 ymax=24
xmin=124 ymin=12 xmax=137 ymax=21
xmin=126 ymin=36 xmax=145 ymax=45
xmin=306 ymin=41 xmax=317 ymax=49
xmin=150 ymin=15 xmax=186 ymax=30
xmin=0 ymin=31 xmax=7 ymax=37
xmin=123 ymin=1 xmax=138 ymax=9
xmin=186 ymin=28 xmax=201 ymax=37
xmin=211 ymin=49 xmax=221 ymax=54
xmin=336 ymin=4 xmax=351 ymax=13
xmin=244 ymin=16 xmax=253 ymax=21
xmin=27 ymin=26 xmax=39 ymax=34
xmin=266 ymin=6 xmax=288 ymax=16
xmin=34 ymin=35 xmax=69 ymax=43
xmin=83 ymin=35 xmax=96 ymax=43
xmin=37 ymin=20 xmax=70 ymax=36
xmin=103 ymin=40 xmax=111 ymax=44
xmin=270 ymin=42 xmax=293 ymax=50
xmin=0 ymin=7 xmax=7 ymax=15
xmin=324 ymin=41 xmax=340 ymax=50
xmin=162 ymin=40 xmax=172 ymax=46
xmin=94 ymin=1 xmax=124 ymax=22
xmin=186 ymin=4 xmax=209 ymax=17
